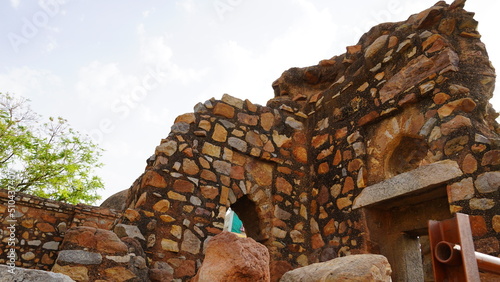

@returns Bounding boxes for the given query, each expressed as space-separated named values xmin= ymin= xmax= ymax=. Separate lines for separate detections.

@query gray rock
xmin=474 ymin=171 xmax=500 ymax=194
xmin=114 ymin=224 xmax=146 ymax=241
xmin=0 ymin=264 xmax=75 ymax=282
xmin=285 ymin=117 xmax=304 ymax=130
xmin=171 ymin=122 xmax=190 ymax=134
xmin=56 ymin=250 xmax=102 ymax=265
xmin=280 ymin=254 xmax=391 ymax=282
xmin=42 ymin=241 xmax=60 ymax=250
xmin=228 ymin=137 xmax=247 ymax=152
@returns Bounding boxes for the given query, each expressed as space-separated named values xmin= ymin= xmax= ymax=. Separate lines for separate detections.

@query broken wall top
xmin=272 ymin=0 xmax=498 ymax=135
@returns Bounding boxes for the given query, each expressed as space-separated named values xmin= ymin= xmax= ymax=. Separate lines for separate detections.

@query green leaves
xmin=0 ymin=92 xmax=104 ymax=205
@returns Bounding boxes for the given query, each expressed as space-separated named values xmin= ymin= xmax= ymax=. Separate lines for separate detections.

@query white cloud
xmin=43 ymin=36 xmax=58 ymax=53
xmin=136 ymin=26 xmax=208 ymax=84
xmin=76 ymin=61 xmax=140 ymax=106
xmin=208 ymin=0 xmax=339 ymax=105
xmin=139 ymin=34 xmax=174 ymax=66
xmin=176 ymin=0 xmax=195 ymax=13
xmin=0 ymin=66 xmax=62 ymax=98
xmin=10 ymin=0 xmax=20 ymax=8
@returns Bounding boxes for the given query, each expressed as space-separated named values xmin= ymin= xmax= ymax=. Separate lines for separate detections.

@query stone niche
xmin=1 ymin=0 xmax=499 ymax=281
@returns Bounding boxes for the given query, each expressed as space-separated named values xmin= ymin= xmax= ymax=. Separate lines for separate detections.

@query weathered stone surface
xmin=440 ymin=115 xmax=472 ymax=135
xmin=193 ymin=231 xmax=270 ymax=282
xmin=100 ymin=189 xmax=128 ymax=211
xmin=2 ymin=2 xmax=499 ymax=281
xmin=469 ymin=198 xmax=495 ymax=210
xmin=141 ymin=170 xmax=167 ymax=188
xmin=56 ymin=250 xmax=103 ymax=265
xmin=228 ymin=137 xmax=248 ymax=152
xmin=447 ymin=177 xmax=474 ymax=202
xmin=173 ymin=179 xmax=194 ymax=193
xmin=481 ymin=150 xmax=500 ymax=166
xmin=181 ymin=229 xmax=201 ymax=255
xmin=365 ymin=35 xmax=388 ymax=58
xmin=0 ymin=265 xmax=75 ymax=282
xmin=104 ymin=266 xmax=137 ymax=282
xmin=474 ymin=172 xmax=500 ymax=194
xmin=63 ymin=226 xmax=128 ymax=254
xmin=280 ymin=254 xmax=391 ymax=282
xmin=114 ymin=224 xmax=146 ymax=241
xmin=161 ymin=239 xmax=179 ymax=252
xmin=152 ymin=199 xmax=171 ymax=213
xmin=354 ymin=160 xmax=463 ymax=209
xmin=156 ymin=140 xmax=177 ymax=156
xmin=52 ymin=265 xmax=88 ymax=281
xmin=213 ymin=102 xmax=235 ymax=118
xmin=379 ymin=49 xmax=458 ymax=103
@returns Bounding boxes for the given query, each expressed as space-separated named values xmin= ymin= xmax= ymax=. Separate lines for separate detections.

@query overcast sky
xmin=1 ymin=0 xmax=498 ymax=204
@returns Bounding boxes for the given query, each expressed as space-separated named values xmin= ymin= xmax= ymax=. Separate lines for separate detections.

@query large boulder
xmin=0 ymin=264 xmax=75 ymax=282
xmin=192 ymin=231 xmax=270 ymax=282
xmin=280 ymin=254 xmax=392 ymax=282
xmin=100 ymin=189 xmax=129 ymax=211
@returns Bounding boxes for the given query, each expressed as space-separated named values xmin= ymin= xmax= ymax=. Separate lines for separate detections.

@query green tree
xmin=0 ymin=92 xmax=104 ymax=205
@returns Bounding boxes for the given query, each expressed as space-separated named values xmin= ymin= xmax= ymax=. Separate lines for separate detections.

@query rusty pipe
xmin=435 ymin=241 xmax=500 ymax=275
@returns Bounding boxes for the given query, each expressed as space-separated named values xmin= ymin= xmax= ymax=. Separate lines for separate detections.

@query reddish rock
xmin=230 ymin=165 xmax=245 ymax=180
xmin=37 ymin=222 xmax=56 ymax=233
xmin=212 ymin=123 xmax=228 ymax=142
xmin=63 ymin=226 xmax=128 ymax=254
xmin=200 ymin=169 xmax=217 ymax=182
xmin=440 ymin=115 xmax=472 ymax=135
xmin=462 ymin=154 xmax=477 ymax=174
xmin=469 ymin=215 xmax=488 ymax=237
xmin=149 ymin=269 xmax=174 ymax=282
xmin=481 ymin=150 xmax=500 ymax=166
xmin=332 ymin=150 xmax=342 ymax=166
xmin=152 ymin=199 xmax=171 ymax=213
xmin=270 ymin=261 xmax=293 ymax=282
xmin=358 ymin=111 xmax=379 ymax=126
xmin=276 ymin=177 xmax=293 ymax=195
xmin=173 ymin=179 xmax=195 ymax=193
xmin=260 ymin=112 xmax=274 ymax=131
xmin=312 ymin=134 xmax=329 ymax=148
xmin=311 ymin=233 xmax=325 ymax=249
xmin=174 ymin=113 xmax=196 ymax=124
xmin=192 ymin=231 xmax=270 ymax=282
xmin=292 ymin=146 xmax=308 ymax=163
xmin=141 ymin=170 xmax=167 ymax=188
xmin=474 ymin=237 xmax=500 ymax=255
xmin=324 ymin=219 xmax=336 ymax=236
xmin=238 ymin=113 xmax=259 ymax=125
xmin=379 ymin=49 xmax=458 ymax=103
xmin=174 ymin=259 xmax=196 ymax=278
xmin=342 ymin=177 xmax=355 ymax=194
xmin=246 ymin=160 xmax=273 ymax=186
xmin=318 ymin=162 xmax=329 ymax=174
xmin=213 ymin=102 xmax=235 ymax=118
xmin=246 ymin=131 xmax=264 ymax=147
xmin=201 ymin=186 xmax=219 ymax=199
xmin=433 ymin=92 xmax=450 ymax=104
xmin=182 ymin=158 xmax=199 ymax=175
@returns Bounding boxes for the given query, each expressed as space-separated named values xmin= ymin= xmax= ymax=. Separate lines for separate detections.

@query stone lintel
xmin=353 ymin=160 xmax=462 ymax=209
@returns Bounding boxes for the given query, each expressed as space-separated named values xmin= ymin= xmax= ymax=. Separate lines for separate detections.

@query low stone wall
xmin=0 ymin=189 xmax=121 ymax=271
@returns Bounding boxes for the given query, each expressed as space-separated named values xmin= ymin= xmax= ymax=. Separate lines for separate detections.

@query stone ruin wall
xmin=0 ymin=189 xmax=120 ymax=270
xmin=1 ymin=1 xmax=499 ymax=281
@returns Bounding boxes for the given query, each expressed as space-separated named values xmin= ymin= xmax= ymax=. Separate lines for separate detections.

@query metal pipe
xmin=435 ymin=241 xmax=462 ymax=266
xmin=434 ymin=241 xmax=500 ymax=275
